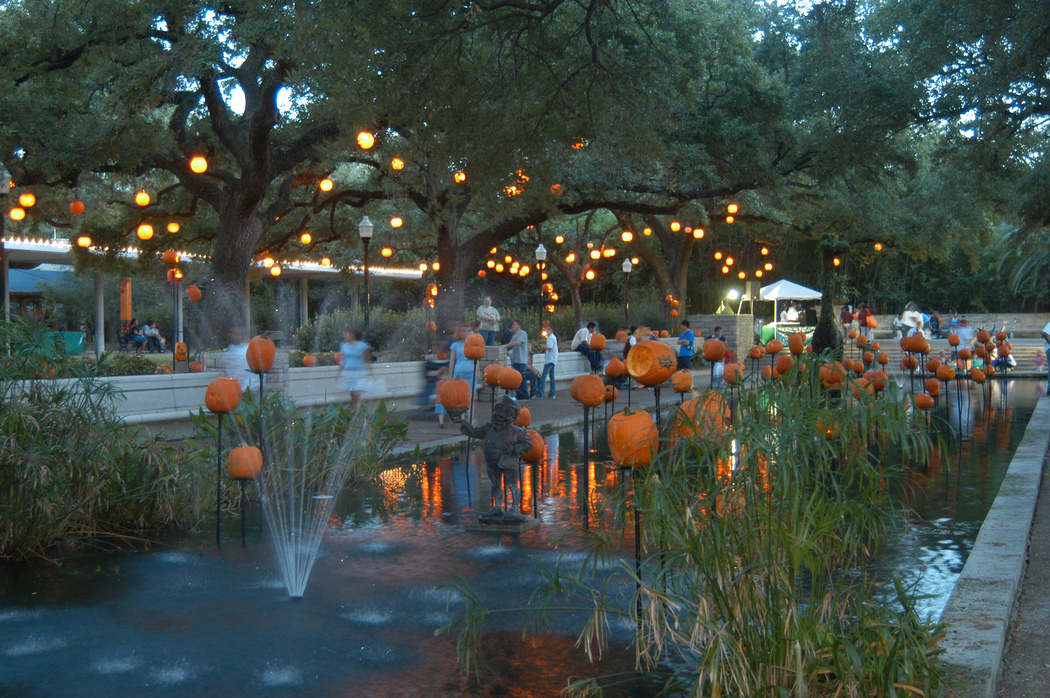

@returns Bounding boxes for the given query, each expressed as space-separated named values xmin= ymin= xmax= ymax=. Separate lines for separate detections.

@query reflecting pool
xmin=0 ymin=379 xmax=1043 ymax=696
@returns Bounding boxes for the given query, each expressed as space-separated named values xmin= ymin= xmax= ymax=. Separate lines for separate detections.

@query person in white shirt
xmin=902 ymin=302 xmax=924 ymax=337
xmin=571 ymin=322 xmax=601 ymax=371
xmin=538 ymin=329 xmax=558 ymax=398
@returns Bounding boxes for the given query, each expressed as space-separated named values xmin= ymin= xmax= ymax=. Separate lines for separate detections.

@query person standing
xmin=539 ymin=328 xmax=558 ymax=398
xmin=570 ymin=322 xmax=601 ymax=372
xmin=677 ymin=320 xmax=695 ymax=370
xmin=476 ymin=296 xmax=500 ymax=346
xmin=503 ymin=320 xmax=531 ymax=401
xmin=839 ymin=305 xmax=854 ymax=340
xmin=447 ymin=324 xmax=475 ymax=381
xmin=339 ymin=328 xmax=372 ymax=404
xmin=856 ymin=303 xmax=872 ymax=339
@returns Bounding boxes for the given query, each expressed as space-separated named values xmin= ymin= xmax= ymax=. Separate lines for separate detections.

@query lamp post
xmin=622 ymin=258 xmax=633 ymax=326
xmin=358 ymin=215 xmax=373 ymax=333
xmin=0 ymin=165 xmax=10 ymax=325
xmin=535 ymin=243 xmax=546 ymax=331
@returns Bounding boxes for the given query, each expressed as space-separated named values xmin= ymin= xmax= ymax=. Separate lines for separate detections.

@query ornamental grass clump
xmin=0 ymin=318 xmax=204 ymax=560
xmin=446 ymin=350 xmax=947 ymax=696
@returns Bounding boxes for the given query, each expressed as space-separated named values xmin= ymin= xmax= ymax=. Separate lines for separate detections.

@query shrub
xmin=0 ymin=317 xmax=206 ymax=559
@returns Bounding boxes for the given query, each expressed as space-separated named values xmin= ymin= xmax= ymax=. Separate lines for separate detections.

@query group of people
xmin=127 ymin=318 xmax=166 ymax=353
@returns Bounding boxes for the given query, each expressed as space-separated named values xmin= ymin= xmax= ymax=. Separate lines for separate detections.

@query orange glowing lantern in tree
xmin=391 ymin=157 xmax=405 ymax=170
xmin=9 ymin=207 xmax=25 ymax=221
xmin=357 ymin=131 xmax=375 ymax=149
xmin=167 ymin=222 xmax=180 ymax=233
xmin=190 ymin=156 xmax=208 ymax=173
xmin=18 ymin=192 xmax=36 ymax=207
xmin=137 ymin=223 xmax=154 ymax=240
xmin=135 ymin=190 xmax=151 ymax=206
xmin=70 ymin=200 xmax=85 ymax=214
xmin=319 ymin=178 xmax=334 ymax=191
xmin=76 ymin=236 xmax=92 ymax=248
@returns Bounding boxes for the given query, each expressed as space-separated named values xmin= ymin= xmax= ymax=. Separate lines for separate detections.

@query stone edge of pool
xmin=938 ymin=396 xmax=1050 ymax=697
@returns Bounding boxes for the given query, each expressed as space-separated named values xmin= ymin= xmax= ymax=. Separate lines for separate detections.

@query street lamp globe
xmin=535 ymin=243 xmax=547 ymax=262
xmin=358 ymin=216 xmax=373 ymax=240
xmin=622 ymin=259 xmax=632 ymax=274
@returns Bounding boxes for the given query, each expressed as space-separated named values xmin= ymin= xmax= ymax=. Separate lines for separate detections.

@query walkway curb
xmin=939 ymin=396 xmax=1050 ymax=697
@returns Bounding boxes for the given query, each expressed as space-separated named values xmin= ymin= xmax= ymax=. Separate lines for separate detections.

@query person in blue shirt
xmin=338 ymin=328 xmax=372 ymax=404
xmin=677 ymin=320 xmax=695 ymax=370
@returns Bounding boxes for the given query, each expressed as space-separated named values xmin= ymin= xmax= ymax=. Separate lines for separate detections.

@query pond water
xmin=0 ymin=379 xmax=1044 ymax=696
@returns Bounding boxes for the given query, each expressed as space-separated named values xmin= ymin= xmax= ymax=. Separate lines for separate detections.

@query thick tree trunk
xmin=203 ymin=207 xmax=266 ymax=347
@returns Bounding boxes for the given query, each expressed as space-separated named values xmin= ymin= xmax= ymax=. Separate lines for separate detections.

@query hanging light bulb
xmin=300 ymin=232 xmax=312 ymax=245
xmin=9 ymin=207 xmax=25 ymax=221
xmin=18 ymin=192 xmax=35 ymax=207
xmin=693 ymin=229 xmax=704 ymax=239
xmin=727 ymin=203 xmax=739 ymax=214
xmin=726 ymin=257 xmax=734 ymax=266
xmin=190 ymin=156 xmax=208 ymax=173
xmin=631 ymin=257 xmax=639 ymax=265
xmin=76 ymin=236 xmax=92 ymax=248
xmin=419 ymin=262 xmax=428 ymax=271
xmin=722 ymin=266 xmax=729 ymax=274
xmin=270 ymin=265 xmax=282 ymax=276
xmin=621 ymin=230 xmax=633 ymax=242
xmin=135 ymin=190 xmax=151 ymax=206
xmin=167 ymin=222 xmax=180 ymax=233
xmin=495 ymin=263 xmax=504 ymax=272
xmin=874 ymin=242 xmax=883 ymax=251
xmin=432 ymin=262 xmax=440 ymax=271
xmin=263 ymin=258 xmax=274 ymax=267
xmin=357 ymin=131 xmax=375 ymax=149
xmin=726 ymin=215 xmax=735 ymax=224
xmin=760 ymin=247 xmax=769 ymax=255
xmin=319 ymin=178 xmax=334 ymax=192
xmin=590 ymin=249 xmax=600 ymax=260
xmin=486 ymin=260 xmax=495 ymax=268
xmin=136 ymin=223 xmax=154 ymax=240
xmin=670 ymin=221 xmax=681 ymax=232
xmin=764 ymin=262 xmax=773 ymax=271
xmin=390 ymin=216 xmax=403 ymax=228
xmin=585 ymin=270 xmax=596 ymax=280
xmin=321 ymin=257 xmax=331 ymax=266
xmin=643 ymin=227 xmax=652 ymax=236
xmin=555 ymin=235 xmax=564 ymax=244
xmin=714 ymin=251 xmax=723 ymax=260
xmin=755 ymin=270 xmax=763 ymax=277
xmin=382 ymin=247 xmax=393 ymax=257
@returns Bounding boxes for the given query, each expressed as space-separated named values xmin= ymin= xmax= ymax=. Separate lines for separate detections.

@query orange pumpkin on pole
xmin=701 ymin=338 xmax=726 ymax=363
xmin=674 ymin=392 xmax=729 ymax=440
xmin=484 ymin=363 xmax=503 ymax=386
xmin=514 ymin=407 xmax=532 ymax=427
xmin=463 ymin=333 xmax=486 ymax=361
xmin=439 ymin=378 xmax=472 ymax=417
xmin=205 ymin=377 xmax=242 ymax=413
xmin=498 ymin=367 xmax=523 ymax=391
xmin=570 ymin=374 xmax=605 ymax=406
xmin=521 ymin=429 xmax=546 ymax=462
xmin=588 ymin=333 xmax=606 ymax=351
xmin=671 ymin=369 xmax=693 ymax=393
xmin=607 ymin=407 xmax=657 ymax=468
xmin=246 ymin=336 xmax=276 ymax=374
xmin=624 ymin=339 xmax=676 ymax=386
xmin=227 ymin=446 xmax=263 ymax=480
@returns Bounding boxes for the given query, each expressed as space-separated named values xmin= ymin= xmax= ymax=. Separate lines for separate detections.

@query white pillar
xmin=299 ymin=278 xmax=309 ymax=327
xmin=2 ymin=254 xmax=9 ymax=324
xmin=93 ymin=271 xmax=105 ymax=355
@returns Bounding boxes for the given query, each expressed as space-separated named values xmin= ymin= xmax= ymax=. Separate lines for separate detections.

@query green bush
xmin=0 ymin=318 xmax=206 ymax=560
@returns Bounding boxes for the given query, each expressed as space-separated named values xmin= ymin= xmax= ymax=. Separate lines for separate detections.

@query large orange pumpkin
xmin=863 ymin=351 xmax=875 ymax=365
xmin=995 ymin=331 xmax=1008 ymax=341
xmin=675 ymin=392 xmax=729 ymax=440
xmin=765 ymin=339 xmax=784 ymax=355
xmin=976 ymin=329 xmax=991 ymax=343
xmin=162 ymin=250 xmax=180 ymax=265
xmin=926 ymin=359 xmax=941 ymax=373
xmin=775 ymin=354 xmax=794 ymax=375
xmin=205 ymin=376 xmax=242 ymax=413
xmin=334 ymin=351 xmax=343 ymax=365
xmin=958 ymin=348 xmax=972 ymax=360
xmin=607 ymin=408 xmax=657 ymax=468
xmin=615 ymin=330 xmax=628 ymax=344
xmin=936 ymin=364 xmax=956 ymax=381
xmin=439 ymin=378 xmax=472 ymax=412
xmin=877 ymin=352 xmax=890 ymax=365
xmin=855 ymin=334 xmax=868 ymax=348
xmin=589 ymin=333 xmax=607 ymax=351
xmin=702 ymin=338 xmax=726 ymax=362
xmin=660 ymin=330 xmax=670 ymax=338
xmin=924 ymin=378 xmax=941 ymax=397
xmin=788 ymin=333 xmax=805 ymax=356
xmin=463 ymin=333 xmax=486 ymax=361
xmin=521 ymin=429 xmax=546 ymax=462
xmin=901 ymin=355 xmax=918 ymax=370
xmin=971 ymin=367 xmax=986 ymax=383
xmin=604 ymin=384 xmax=619 ymax=402
xmin=186 ymin=285 xmax=202 ymax=303
xmin=851 ymin=378 xmax=874 ymax=400
xmin=985 ymin=365 xmax=996 ymax=377
xmin=189 ymin=361 xmax=203 ymax=373
xmin=747 ymin=346 xmax=765 ymax=360
xmin=570 ymin=374 xmax=605 ymax=406
xmin=514 ymin=407 xmax=531 ymax=427
xmin=975 ymin=344 xmax=988 ymax=358
xmin=246 ymin=336 xmax=276 ymax=373
xmin=302 ymin=354 xmax=317 ymax=367
xmin=484 ymin=363 xmax=503 ymax=386
xmin=914 ymin=393 xmax=935 ymax=410
xmin=624 ymin=339 xmax=676 ymax=386
xmin=174 ymin=341 xmax=189 ymax=362
xmin=605 ymin=357 xmax=625 ymax=378
xmin=228 ymin=446 xmax=263 ymax=479
xmin=948 ymin=334 xmax=961 ymax=346
xmin=498 ymin=367 xmax=523 ymax=390
xmin=671 ymin=369 xmax=693 ymax=393
xmin=871 ymin=342 xmax=881 ymax=351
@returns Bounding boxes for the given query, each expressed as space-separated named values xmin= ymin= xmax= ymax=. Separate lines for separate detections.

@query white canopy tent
xmin=759 ymin=279 xmax=822 ymax=301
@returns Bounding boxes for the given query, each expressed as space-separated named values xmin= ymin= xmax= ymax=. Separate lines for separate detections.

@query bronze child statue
xmin=459 ymin=395 xmax=531 ymax=518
